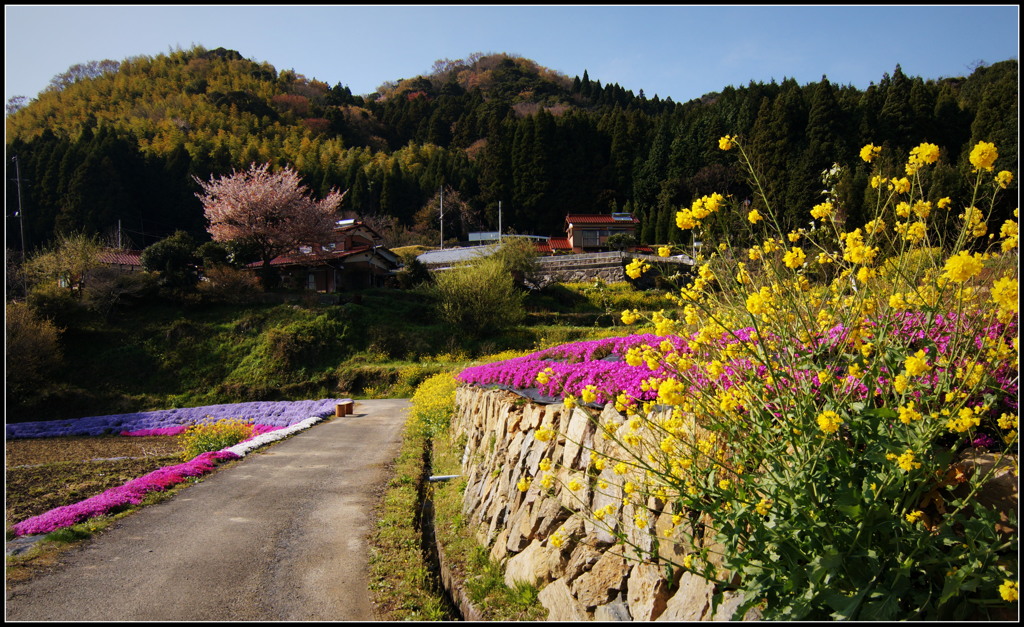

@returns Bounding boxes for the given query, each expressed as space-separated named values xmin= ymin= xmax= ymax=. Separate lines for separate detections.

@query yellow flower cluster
xmin=905 ymin=142 xmax=940 ymax=175
xmin=888 ymin=448 xmax=922 ymax=472
xmin=860 ymin=143 xmax=881 ymax=163
xmin=810 ymin=201 xmax=833 ymax=221
xmin=676 ymin=193 xmax=725 ymax=230
xmin=946 ymin=406 xmax=983 ymax=433
xmin=816 ymin=410 xmax=843 ymax=434
xmin=999 ymin=580 xmax=1018 ymax=602
xmin=783 ymin=247 xmax=806 ymax=269
xmin=969 ymin=141 xmax=998 ymax=172
xmin=841 ymin=229 xmax=879 ymax=265
xmin=942 ymin=251 xmax=984 ymax=283
xmin=626 ymin=258 xmax=651 ymax=279
xmin=904 ymin=349 xmax=931 ymax=377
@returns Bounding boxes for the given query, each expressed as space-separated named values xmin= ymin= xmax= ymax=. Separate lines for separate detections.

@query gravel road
xmin=5 ymin=398 xmax=411 ymax=621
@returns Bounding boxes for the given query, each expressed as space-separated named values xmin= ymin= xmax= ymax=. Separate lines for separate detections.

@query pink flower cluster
xmin=458 ymin=314 xmax=1017 ymax=417
xmin=10 ymin=451 xmax=239 ymax=537
xmin=458 ymin=334 xmax=687 ymax=405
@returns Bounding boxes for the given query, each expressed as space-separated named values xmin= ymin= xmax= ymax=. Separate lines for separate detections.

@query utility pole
xmin=498 ymin=201 xmax=502 ymax=243
xmin=11 ymin=155 xmax=28 ymax=297
xmin=439 ymin=186 xmax=444 ymax=250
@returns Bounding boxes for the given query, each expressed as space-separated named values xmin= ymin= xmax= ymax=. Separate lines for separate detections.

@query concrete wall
xmin=451 ymin=385 xmax=759 ymax=621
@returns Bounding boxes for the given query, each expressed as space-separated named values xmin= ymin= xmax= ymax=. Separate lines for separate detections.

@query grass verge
xmin=429 ymin=431 xmax=547 ymax=620
xmin=367 ymin=412 xmax=453 ymax=620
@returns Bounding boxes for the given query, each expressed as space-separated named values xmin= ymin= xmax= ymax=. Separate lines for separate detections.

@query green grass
xmin=429 ymin=430 xmax=547 ymax=621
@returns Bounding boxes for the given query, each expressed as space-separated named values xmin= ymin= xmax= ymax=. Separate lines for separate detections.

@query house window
xmin=306 ymin=272 xmax=317 ymax=291
xmin=581 ymin=230 xmax=602 ymax=248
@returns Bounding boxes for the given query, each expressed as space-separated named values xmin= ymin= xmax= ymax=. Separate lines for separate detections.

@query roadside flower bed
xmin=10 ymin=451 xmax=239 ymax=536
xmin=458 ymin=317 xmax=1017 ymax=448
xmin=458 ymin=137 xmax=1018 ymax=619
xmin=6 ymin=400 xmax=347 ymax=537
xmin=5 ymin=399 xmax=347 ymax=439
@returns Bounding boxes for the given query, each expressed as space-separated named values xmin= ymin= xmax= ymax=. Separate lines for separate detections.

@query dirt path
xmin=5 ymin=399 xmax=410 ymax=621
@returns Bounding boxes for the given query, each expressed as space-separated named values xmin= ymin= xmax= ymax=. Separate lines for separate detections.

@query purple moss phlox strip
xmin=120 ymin=424 xmax=287 ymax=438
xmin=7 ymin=399 xmax=347 ymax=440
xmin=10 ymin=451 xmax=239 ymax=537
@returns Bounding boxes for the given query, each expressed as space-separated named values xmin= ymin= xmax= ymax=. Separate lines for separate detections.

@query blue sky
xmin=4 ymin=5 xmax=1019 ymax=106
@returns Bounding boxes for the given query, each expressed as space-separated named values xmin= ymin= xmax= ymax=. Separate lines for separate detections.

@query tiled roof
xmin=258 ymin=245 xmax=377 ymax=267
xmin=565 ymin=214 xmax=639 ymax=226
xmin=97 ymin=250 xmax=143 ymax=265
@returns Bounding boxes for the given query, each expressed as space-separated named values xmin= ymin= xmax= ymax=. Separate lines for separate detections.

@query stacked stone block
xmin=452 ymin=386 xmax=759 ymax=621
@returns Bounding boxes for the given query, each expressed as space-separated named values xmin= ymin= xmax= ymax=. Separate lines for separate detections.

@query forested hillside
xmin=5 ymin=45 xmax=1017 ymax=253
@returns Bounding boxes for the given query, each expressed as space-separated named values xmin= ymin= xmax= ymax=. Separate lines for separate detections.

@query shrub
xmin=178 ymin=418 xmax=255 ymax=461
xmin=197 ymin=265 xmax=262 ymax=303
xmin=428 ymin=255 xmax=526 ymax=338
xmin=5 ymin=302 xmax=63 ymax=401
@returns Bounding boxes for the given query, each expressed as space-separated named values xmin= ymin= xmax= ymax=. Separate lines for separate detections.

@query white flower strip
xmin=223 ymin=415 xmax=326 ymax=457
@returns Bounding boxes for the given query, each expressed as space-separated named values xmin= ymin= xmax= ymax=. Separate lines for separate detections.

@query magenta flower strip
xmin=10 ymin=451 xmax=239 ymax=537
xmin=459 ymin=313 xmax=1017 ymax=419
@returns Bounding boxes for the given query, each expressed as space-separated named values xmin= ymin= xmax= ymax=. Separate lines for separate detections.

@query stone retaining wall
xmin=452 ymin=385 xmax=759 ymax=621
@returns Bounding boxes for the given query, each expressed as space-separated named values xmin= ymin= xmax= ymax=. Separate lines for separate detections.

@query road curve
xmin=5 ymin=398 xmax=411 ymax=621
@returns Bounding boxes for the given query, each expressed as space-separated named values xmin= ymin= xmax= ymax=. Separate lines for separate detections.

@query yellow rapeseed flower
xmin=626 ymin=258 xmax=650 ymax=279
xmin=890 ymin=448 xmax=922 ymax=472
xmin=658 ymin=246 xmax=671 ymax=258
xmin=719 ymin=135 xmax=735 ymax=151
xmin=991 ymin=276 xmax=1018 ymax=321
xmin=995 ymin=170 xmax=1014 ymax=189
xmin=942 ymin=251 xmax=984 ymax=283
xmin=898 ymin=401 xmax=923 ymax=424
xmin=860 ymin=143 xmax=881 ymax=163
xmin=904 ymin=349 xmax=931 ymax=377
xmin=999 ymin=580 xmax=1018 ymax=602
xmin=969 ymin=141 xmax=998 ymax=172
xmin=747 ymin=208 xmax=763 ymax=224
xmin=810 ymin=201 xmax=833 ymax=220
xmin=535 ymin=425 xmax=556 ymax=442
xmin=816 ymin=410 xmax=843 ymax=434
xmin=1000 ymin=219 xmax=1018 ymax=251
xmin=783 ymin=247 xmax=806 ymax=269
xmin=890 ymin=177 xmax=911 ymax=194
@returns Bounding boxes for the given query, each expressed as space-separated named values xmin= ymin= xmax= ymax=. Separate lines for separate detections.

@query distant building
xmin=254 ymin=220 xmax=400 ymax=292
xmin=565 ymin=213 xmax=639 ymax=252
xmin=96 ymin=249 xmax=144 ymax=273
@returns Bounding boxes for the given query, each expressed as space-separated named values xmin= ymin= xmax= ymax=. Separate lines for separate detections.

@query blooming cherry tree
xmin=195 ymin=163 xmax=345 ymax=282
